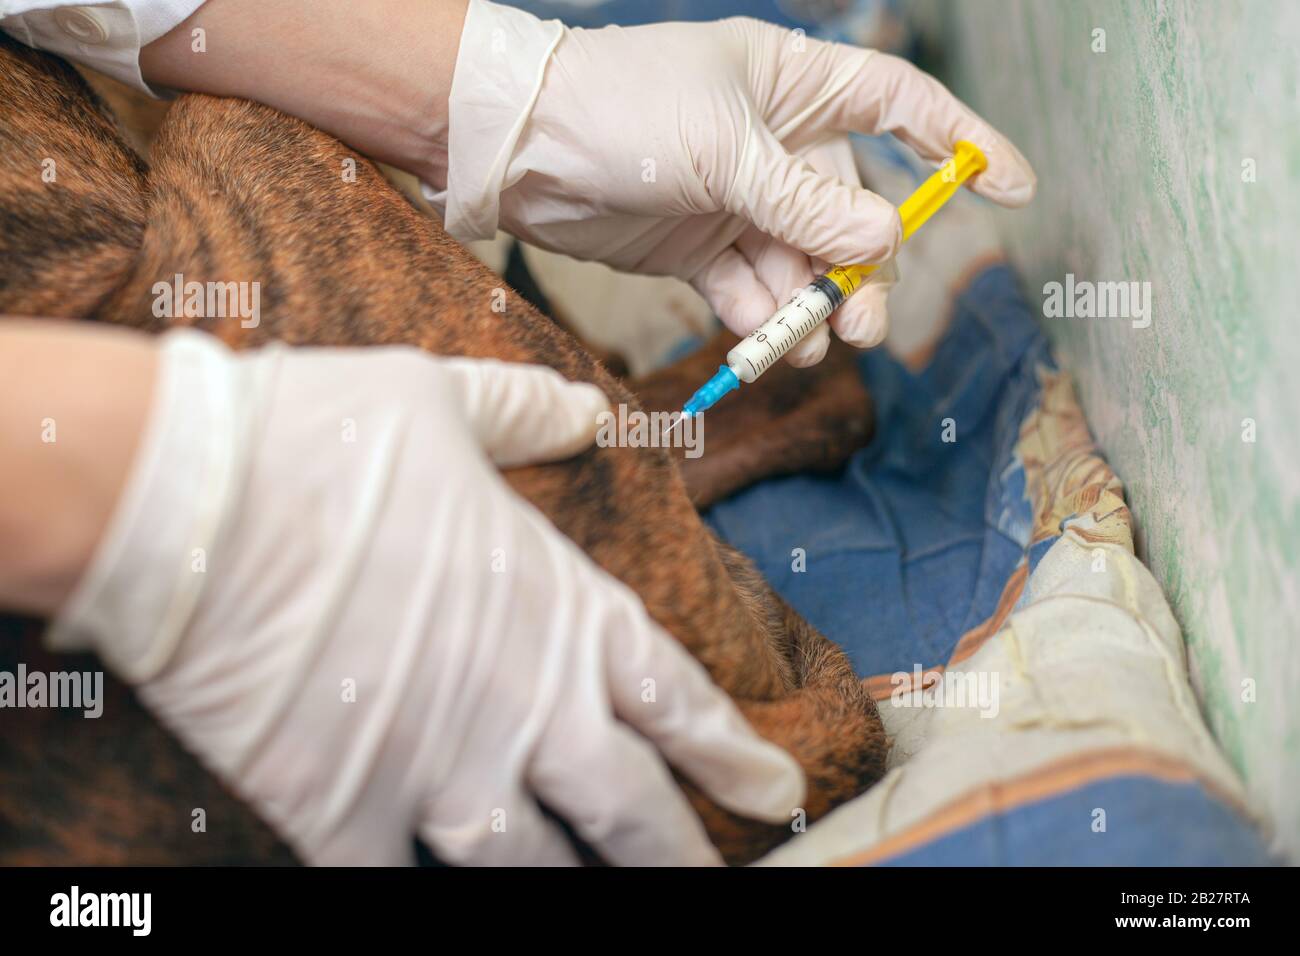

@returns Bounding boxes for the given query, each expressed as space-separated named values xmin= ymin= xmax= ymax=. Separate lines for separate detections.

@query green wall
xmin=924 ymin=0 xmax=1299 ymax=859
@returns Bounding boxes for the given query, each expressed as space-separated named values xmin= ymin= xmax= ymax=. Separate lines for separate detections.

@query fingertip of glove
xmin=832 ymin=295 xmax=889 ymax=350
xmin=852 ymin=194 xmax=904 ymax=264
xmin=487 ymin=367 xmax=612 ymax=466
xmin=732 ymin=748 xmax=807 ymax=825
xmin=554 ymin=379 xmax=613 ymax=453
xmin=1001 ymin=175 xmax=1038 ymax=207
xmin=974 ymin=171 xmax=1037 ymax=208
xmin=971 ymin=140 xmax=1038 ymax=208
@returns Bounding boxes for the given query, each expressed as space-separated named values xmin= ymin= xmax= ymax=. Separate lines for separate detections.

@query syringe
xmin=674 ymin=141 xmax=988 ymax=422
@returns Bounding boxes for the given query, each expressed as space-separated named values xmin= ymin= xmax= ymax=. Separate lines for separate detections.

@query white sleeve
xmin=0 ymin=0 xmax=205 ymax=95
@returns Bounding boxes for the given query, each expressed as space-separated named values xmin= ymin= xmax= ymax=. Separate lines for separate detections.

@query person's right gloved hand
xmin=430 ymin=3 xmax=1036 ymax=365
xmin=48 ymin=329 xmax=804 ymax=865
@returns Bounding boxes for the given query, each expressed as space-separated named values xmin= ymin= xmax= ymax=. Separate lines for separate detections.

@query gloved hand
xmin=431 ymin=2 xmax=1036 ymax=364
xmin=48 ymin=330 xmax=804 ymax=865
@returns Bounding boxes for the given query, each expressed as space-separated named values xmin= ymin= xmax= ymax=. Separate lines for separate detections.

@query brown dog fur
xmin=0 ymin=34 xmax=886 ymax=864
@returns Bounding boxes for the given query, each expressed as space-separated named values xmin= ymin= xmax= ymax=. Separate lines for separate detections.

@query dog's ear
xmin=0 ymin=32 xmax=147 ymax=318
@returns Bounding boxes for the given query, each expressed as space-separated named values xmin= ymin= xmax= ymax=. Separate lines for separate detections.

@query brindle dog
xmin=0 ymin=34 xmax=886 ymax=865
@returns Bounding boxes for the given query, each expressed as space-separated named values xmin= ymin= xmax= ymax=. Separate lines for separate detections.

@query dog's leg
xmin=634 ymin=335 xmax=875 ymax=508
xmin=670 ymin=542 xmax=886 ymax=862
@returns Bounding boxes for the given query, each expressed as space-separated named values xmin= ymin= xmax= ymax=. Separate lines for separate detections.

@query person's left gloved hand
xmin=47 ymin=331 xmax=805 ymax=865
xmin=431 ymin=3 xmax=1036 ymax=365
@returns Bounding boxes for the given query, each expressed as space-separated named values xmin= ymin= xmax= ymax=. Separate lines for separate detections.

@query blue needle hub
xmin=682 ymin=364 xmax=740 ymax=417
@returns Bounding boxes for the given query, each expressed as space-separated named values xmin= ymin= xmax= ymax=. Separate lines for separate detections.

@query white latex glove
xmin=48 ymin=330 xmax=804 ymax=865
xmin=431 ymin=2 xmax=1035 ymax=364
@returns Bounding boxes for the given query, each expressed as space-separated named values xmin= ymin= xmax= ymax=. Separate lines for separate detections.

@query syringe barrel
xmin=724 ymin=275 xmax=846 ymax=383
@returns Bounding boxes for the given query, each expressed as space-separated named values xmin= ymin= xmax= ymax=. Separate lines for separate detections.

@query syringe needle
xmin=663 ymin=412 xmax=686 ymax=438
